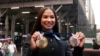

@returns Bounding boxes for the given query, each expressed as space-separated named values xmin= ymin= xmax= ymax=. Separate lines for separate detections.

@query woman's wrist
xmin=31 ymin=38 xmax=37 ymax=49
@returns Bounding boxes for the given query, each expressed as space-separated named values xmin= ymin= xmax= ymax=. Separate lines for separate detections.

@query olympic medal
xmin=69 ymin=36 xmax=80 ymax=47
xmin=36 ymin=36 xmax=48 ymax=48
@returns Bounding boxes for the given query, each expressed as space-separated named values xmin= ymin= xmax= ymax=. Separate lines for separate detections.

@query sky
xmin=91 ymin=0 xmax=100 ymax=29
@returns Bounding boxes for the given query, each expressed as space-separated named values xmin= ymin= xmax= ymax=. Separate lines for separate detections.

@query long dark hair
xmin=31 ymin=7 xmax=59 ymax=35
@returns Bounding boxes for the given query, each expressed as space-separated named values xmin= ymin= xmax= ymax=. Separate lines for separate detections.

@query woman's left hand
xmin=75 ymin=32 xmax=85 ymax=47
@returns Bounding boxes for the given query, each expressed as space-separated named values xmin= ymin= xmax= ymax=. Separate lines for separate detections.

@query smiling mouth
xmin=46 ymin=25 xmax=52 ymax=27
xmin=45 ymin=23 xmax=53 ymax=26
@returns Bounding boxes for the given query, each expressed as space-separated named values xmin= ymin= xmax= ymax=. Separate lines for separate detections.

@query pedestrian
xmin=0 ymin=41 xmax=3 ymax=56
xmin=8 ymin=39 xmax=17 ymax=56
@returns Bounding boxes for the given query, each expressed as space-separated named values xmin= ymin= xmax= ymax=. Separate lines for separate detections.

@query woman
xmin=30 ymin=7 xmax=85 ymax=56
xmin=30 ymin=7 xmax=72 ymax=56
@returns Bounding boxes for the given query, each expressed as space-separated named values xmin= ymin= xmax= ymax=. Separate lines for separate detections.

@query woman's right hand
xmin=30 ymin=31 xmax=41 ymax=49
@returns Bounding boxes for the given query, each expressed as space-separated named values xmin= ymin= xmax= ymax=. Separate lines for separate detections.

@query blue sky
xmin=91 ymin=0 xmax=100 ymax=29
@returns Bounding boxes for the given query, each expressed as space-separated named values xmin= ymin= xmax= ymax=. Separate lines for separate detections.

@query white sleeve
xmin=13 ymin=44 xmax=16 ymax=48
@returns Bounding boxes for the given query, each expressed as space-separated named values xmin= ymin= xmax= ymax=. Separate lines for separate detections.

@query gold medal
xmin=36 ymin=36 xmax=48 ymax=48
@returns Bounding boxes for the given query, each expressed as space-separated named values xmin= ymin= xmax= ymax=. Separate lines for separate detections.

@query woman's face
xmin=41 ymin=9 xmax=56 ymax=31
